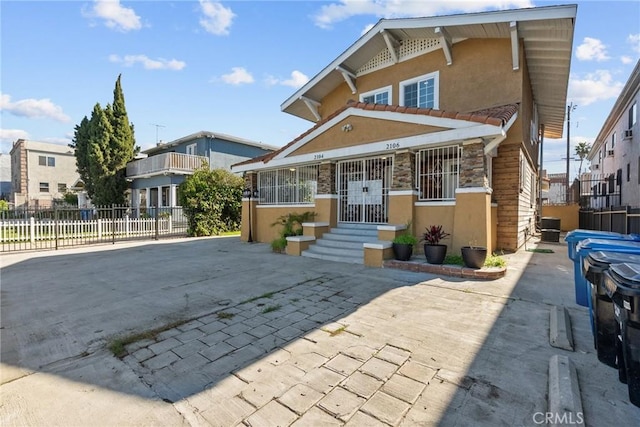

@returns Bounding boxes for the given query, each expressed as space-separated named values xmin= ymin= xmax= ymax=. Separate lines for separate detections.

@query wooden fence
xmin=1 ymin=205 xmax=188 ymax=252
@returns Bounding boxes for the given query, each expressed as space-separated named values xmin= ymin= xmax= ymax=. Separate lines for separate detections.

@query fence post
xmin=155 ymin=205 xmax=159 ymax=240
xmin=54 ymin=206 xmax=59 ymax=250
xmin=30 ymin=216 xmax=35 ymax=245
xmin=112 ymin=204 xmax=116 ymax=245
xmin=98 ymin=218 xmax=102 ymax=239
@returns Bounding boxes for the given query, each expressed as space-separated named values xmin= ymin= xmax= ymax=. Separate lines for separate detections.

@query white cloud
xmin=621 ymin=56 xmax=634 ymax=65
xmin=312 ymin=0 xmax=533 ymax=29
xmin=84 ymin=0 xmax=142 ymax=32
xmin=0 ymin=93 xmax=70 ymax=122
xmin=628 ymin=34 xmax=640 ymax=54
xmin=361 ymin=23 xmax=375 ymax=36
xmin=199 ymin=0 xmax=235 ymax=35
xmin=266 ymin=70 xmax=310 ymax=89
xmin=109 ymin=54 xmax=186 ymax=70
xmin=0 ymin=128 xmax=30 ymax=145
xmin=575 ymin=37 xmax=610 ymax=62
xmin=220 ymin=67 xmax=254 ymax=85
xmin=568 ymin=70 xmax=624 ymax=106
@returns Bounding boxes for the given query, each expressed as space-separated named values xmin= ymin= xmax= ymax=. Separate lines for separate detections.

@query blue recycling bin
xmin=575 ymin=239 xmax=640 ymax=310
xmin=583 ymin=251 xmax=640 ymax=367
xmin=602 ymin=262 xmax=640 ymax=407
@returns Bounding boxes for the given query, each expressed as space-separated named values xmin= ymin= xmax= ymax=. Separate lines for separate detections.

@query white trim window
xmin=258 ymin=165 xmax=319 ymax=205
xmin=400 ymin=71 xmax=439 ymax=109
xmin=186 ymin=143 xmax=197 ymax=156
xmin=416 ymin=145 xmax=461 ymax=201
xmin=629 ymin=102 xmax=637 ymax=129
xmin=360 ymin=85 xmax=392 ymax=105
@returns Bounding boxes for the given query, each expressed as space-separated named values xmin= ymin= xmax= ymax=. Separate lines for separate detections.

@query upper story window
xmin=39 ymin=155 xmax=55 ymax=167
xmin=360 ymin=86 xmax=392 ymax=105
xmin=258 ymin=165 xmax=319 ymax=205
xmin=186 ymin=143 xmax=197 ymax=156
xmin=400 ymin=71 xmax=439 ymax=109
xmin=629 ymin=102 xmax=637 ymax=129
xmin=611 ymin=132 xmax=616 ymax=149
xmin=39 ymin=182 xmax=49 ymax=193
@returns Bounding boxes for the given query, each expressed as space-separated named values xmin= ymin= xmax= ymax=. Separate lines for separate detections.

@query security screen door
xmin=337 ymin=156 xmax=392 ymax=223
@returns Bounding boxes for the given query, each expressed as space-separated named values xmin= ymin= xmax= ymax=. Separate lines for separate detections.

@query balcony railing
xmin=126 ymin=152 xmax=207 ymax=178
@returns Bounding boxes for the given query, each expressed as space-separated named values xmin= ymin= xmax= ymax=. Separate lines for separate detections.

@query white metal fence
xmin=1 ymin=205 xmax=188 ymax=252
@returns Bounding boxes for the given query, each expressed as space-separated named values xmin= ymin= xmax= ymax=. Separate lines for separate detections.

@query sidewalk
xmin=1 ymin=236 xmax=638 ymax=426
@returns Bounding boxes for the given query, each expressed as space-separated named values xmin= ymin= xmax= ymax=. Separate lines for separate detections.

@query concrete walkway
xmin=1 ymin=236 xmax=638 ymax=426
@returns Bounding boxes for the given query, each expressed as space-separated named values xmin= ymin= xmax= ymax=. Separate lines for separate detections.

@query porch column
xmin=316 ymin=161 xmax=337 ymax=227
xmin=131 ymin=189 xmax=140 ymax=217
xmin=170 ymin=184 xmax=177 ymax=208
xmin=145 ymin=187 xmax=150 ymax=209
xmin=242 ymin=172 xmax=258 ymax=242
xmin=388 ymin=150 xmax=416 ymax=227
xmin=452 ymin=141 xmax=493 ymax=254
xmin=157 ymin=186 xmax=163 ymax=207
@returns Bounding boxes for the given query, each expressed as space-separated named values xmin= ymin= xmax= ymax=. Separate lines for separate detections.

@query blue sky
xmin=1 ymin=0 xmax=639 ymax=178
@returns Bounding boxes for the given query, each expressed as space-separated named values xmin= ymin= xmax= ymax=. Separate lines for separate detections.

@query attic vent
xmin=357 ymin=38 xmax=441 ymax=76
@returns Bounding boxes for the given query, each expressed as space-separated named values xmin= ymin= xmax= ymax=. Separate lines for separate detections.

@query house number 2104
xmin=313 ymin=153 xmax=324 ymax=160
xmin=386 ymin=142 xmax=400 ymax=149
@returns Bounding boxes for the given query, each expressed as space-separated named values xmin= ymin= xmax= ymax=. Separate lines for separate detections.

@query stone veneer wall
xmin=460 ymin=143 xmax=488 ymax=188
xmin=318 ymin=162 xmax=336 ymax=194
xmin=392 ymin=151 xmax=415 ymax=190
xmin=244 ymin=172 xmax=257 ymax=191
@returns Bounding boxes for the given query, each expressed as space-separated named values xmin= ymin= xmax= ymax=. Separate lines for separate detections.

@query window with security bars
xmin=416 ymin=146 xmax=461 ymax=200
xmin=258 ymin=165 xmax=319 ymax=205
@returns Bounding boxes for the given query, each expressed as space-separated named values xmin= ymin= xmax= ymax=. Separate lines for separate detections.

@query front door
xmin=337 ymin=156 xmax=392 ymax=223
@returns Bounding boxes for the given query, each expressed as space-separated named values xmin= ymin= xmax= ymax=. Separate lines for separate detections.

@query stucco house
xmin=126 ymin=131 xmax=277 ymax=212
xmin=233 ymin=5 xmax=577 ymax=264
xmin=586 ymin=60 xmax=639 ymax=209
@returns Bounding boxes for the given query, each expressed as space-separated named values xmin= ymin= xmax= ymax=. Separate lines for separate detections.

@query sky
xmin=1 ymin=0 xmax=639 ymax=179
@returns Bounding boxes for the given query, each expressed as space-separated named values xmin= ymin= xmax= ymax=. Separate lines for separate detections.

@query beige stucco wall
xmin=320 ymin=38 xmax=521 ymax=120
xmin=542 ymin=204 xmax=580 ymax=232
xmin=245 ymin=205 xmax=318 ymax=243
xmin=452 ymin=191 xmax=493 ymax=254
xmin=388 ymin=194 xmax=415 ymax=226
xmin=413 ymin=204 xmax=456 ymax=253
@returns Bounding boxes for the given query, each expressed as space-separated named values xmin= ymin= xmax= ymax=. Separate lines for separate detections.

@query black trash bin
xmin=603 ymin=262 xmax=640 ymax=408
xmin=584 ymin=251 xmax=640 ymax=367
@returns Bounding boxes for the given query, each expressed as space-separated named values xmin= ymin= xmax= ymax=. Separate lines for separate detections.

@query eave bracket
xmin=435 ymin=27 xmax=452 ymax=65
xmin=336 ymin=65 xmax=357 ymax=94
xmin=510 ymin=21 xmax=520 ymax=71
xmin=381 ymin=30 xmax=400 ymax=64
xmin=300 ymin=96 xmax=321 ymax=122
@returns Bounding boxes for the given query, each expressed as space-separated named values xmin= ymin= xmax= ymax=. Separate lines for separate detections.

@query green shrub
xmin=271 ymin=236 xmax=287 ymax=253
xmin=484 ymin=254 xmax=507 ymax=268
xmin=270 ymin=211 xmax=315 ymax=252
xmin=443 ymin=254 xmax=464 ymax=265
xmin=392 ymin=233 xmax=417 ymax=245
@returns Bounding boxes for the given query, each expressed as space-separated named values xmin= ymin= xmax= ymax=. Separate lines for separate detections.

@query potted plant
xmin=392 ymin=233 xmax=417 ymax=261
xmin=421 ymin=225 xmax=450 ymax=264
xmin=461 ymin=240 xmax=488 ymax=269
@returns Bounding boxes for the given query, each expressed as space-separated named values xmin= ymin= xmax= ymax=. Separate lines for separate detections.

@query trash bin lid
xmin=608 ymin=263 xmax=640 ymax=293
xmin=587 ymin=251 xmax=640 ymax=271
xmin=576 ymin=238 xmax=640 ymax=255
xmin=565 ymin=229 xmax=626 ymax=243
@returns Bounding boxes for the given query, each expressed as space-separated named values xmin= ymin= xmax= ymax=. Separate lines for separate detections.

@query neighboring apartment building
xmin=9 ymin=139 xmax=81 ymax=208
xmin=233 ymin=5 xmax=576 ymax=254
xmin=546 ymin=173 xmax=568 ymax=205
xmin=0 ymin=154 xmax=11 ymax=200
xmin=126 ymin=131 xmax=277 ymax=210
xmin=587 ymin=60 xmax=639 ymax=208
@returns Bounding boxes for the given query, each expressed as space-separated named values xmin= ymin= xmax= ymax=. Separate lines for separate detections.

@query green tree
xmin=70 ymin=74 xmax=137 ymax=206
xmin=178 ymin=166 xmax=244 ymax=236
xmin=575 ymin=141 xmax=592 ymax=177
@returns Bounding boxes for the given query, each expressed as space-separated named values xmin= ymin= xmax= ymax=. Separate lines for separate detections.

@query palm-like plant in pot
xmin=421 ymin=225 xmax=450 ymax=264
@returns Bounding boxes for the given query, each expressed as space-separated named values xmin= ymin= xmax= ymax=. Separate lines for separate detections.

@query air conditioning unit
xmin=593 ymin=164 xmax=600 ymax=170
xmin=607 ymin=150 xmax=615 ymax=156
xmin=624 ymin=129 xmax=633 ymax=139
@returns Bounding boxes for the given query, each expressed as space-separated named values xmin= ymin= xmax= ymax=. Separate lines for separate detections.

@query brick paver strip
xmin=154 ymin=328 xmax=180 ymax=341
xmin=344 ymin=411 xmax=388 ymax=427
xmin=398 ymin=360 xmax=438 ymax=384
xmin=174 ymin=328 xmax=206 ymax=344
xmin=125 ymin=338 xmax=154 ymax=353
xmin=283 ymin=311 xmax=309 ymax=323
xmin=201 ymin=396 xmax=255 ymax=427
xmin=277 ymin=383 xmax=324 ymax=414
xmin=376 ymin=345 xmax=411 ymax=365
xmin=290 ymin=407 xmax=343 ymax=426
xmin=171 ymin=352 xmax=211 ymax=372
xmin=361 ymin=391 xmax=411 ymax=425
xmin=341 ymin=344 xmax=379 ymax=361
xmin=241 ymin=315 xmax=271 ymax=328
xmin=325 ymin=354 xmax=363 ymax=376
xmin=244 ymin=399 xmax=298 ymax=427
xmin=360 ymin=357 xmax=399 ymax=381
xmin=291 ymin=319 xmax=320 ymax=333
xmin=317 ymin=386 xmax=366 ymax=421
xmin=225 ymin=332 xmax=256 ymax=349
xmin=148 ymin=337 xmax=181 ymax=355
xmin=382 ymin=373 xmax=427 ymax=404
xmin=199 ymin=341 xmax=235 ymax=362
xmin=176 ymin=319 xmax=204 ymax=332
xmin=341 ymin=371 xmax=384 ymax=399
xmin=198 ymin=321 xmax=226 ymax=335
xmin=143 ymin=351 xmax=180 ymax=370
xmin=199 ymin=330 xmax=231 ymax=346
xmin=302 ymin=367 xmax=346 ymax=394
xmin=275 ymin=325 xmax=304 ymax=341
xmin=221 ymin=321 xmax=252 ymax=337
xmin=246 ymin=323 xmax=277 ymax=339
xmin=172 ymin=339 xmax=208 ymax=359
xmin=131 ymin=347 xmax=154 ymax=362
xmin=287 ymin=352 xmax=328 ymax=372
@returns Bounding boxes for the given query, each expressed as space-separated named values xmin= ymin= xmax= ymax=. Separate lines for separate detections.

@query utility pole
xmin=151 ymin=123 xmax=165 ymax=145
xmin=566 ymin=103 xmax=577 ymax=204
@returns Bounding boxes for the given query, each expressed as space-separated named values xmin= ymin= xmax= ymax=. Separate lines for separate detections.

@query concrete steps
xmin=301 ymin=223 xmax=379 ymax=264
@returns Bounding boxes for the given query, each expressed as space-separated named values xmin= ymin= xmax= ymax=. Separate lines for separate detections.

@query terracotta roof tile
xmin=234 ymin=102 xmax=519 ymax=168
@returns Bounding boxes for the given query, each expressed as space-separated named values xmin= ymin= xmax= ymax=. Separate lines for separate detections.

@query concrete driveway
xmin=1 ymin=236 xmax=638 ymax=426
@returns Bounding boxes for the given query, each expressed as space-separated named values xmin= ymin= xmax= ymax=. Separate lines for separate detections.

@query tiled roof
xmin=233 ymin=101 xmax=519 ymax=168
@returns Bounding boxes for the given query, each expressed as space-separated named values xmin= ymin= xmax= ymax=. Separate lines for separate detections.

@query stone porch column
xmin=315 ymin=161 xmax=337 ymax=227
xmin=388 ymin=150 xmax=416 ymax=227
xmin=452 ymin=141 xmax=492 ymax=253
